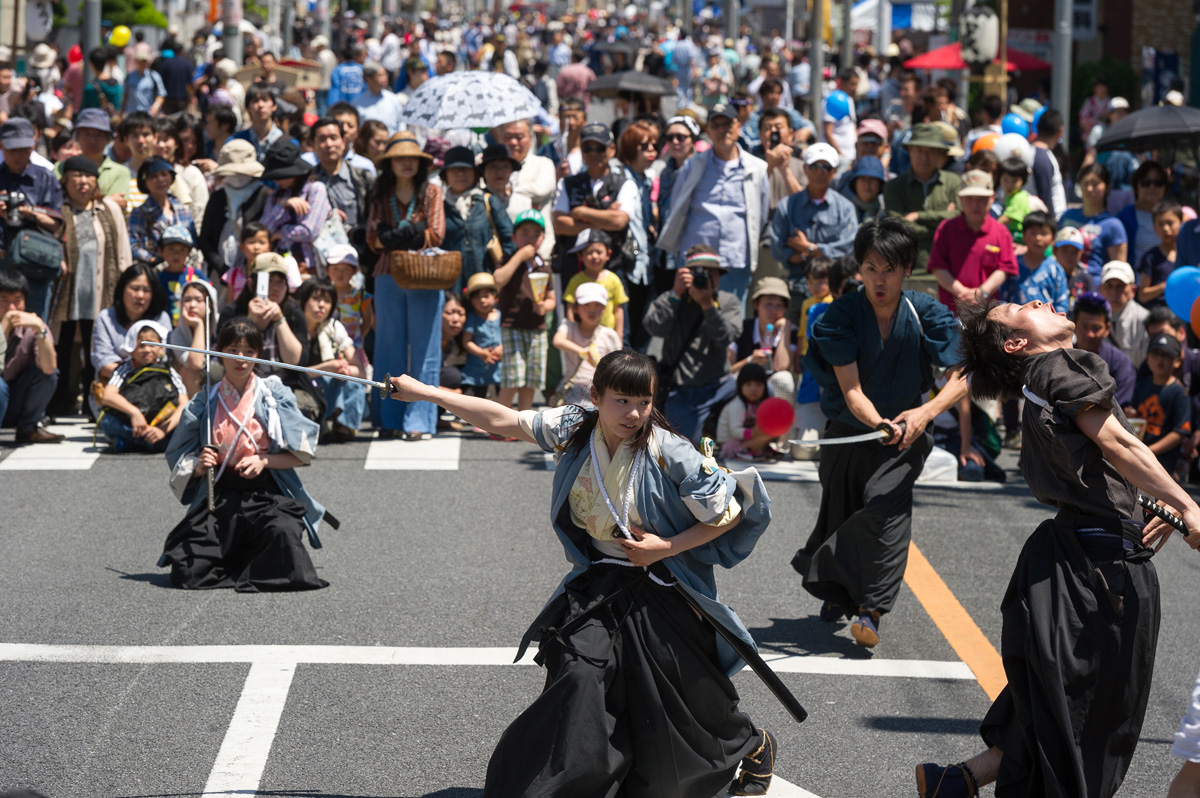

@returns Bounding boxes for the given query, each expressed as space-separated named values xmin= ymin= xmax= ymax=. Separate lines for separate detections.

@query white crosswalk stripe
xmin=363 ymin=434 xmax=462 ymax=470
xmin=0 ymin=419 xmax=101 ymax=470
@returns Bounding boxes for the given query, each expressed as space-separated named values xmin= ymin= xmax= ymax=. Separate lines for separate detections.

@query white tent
xmin=851 ymin=0 xmax=938 ymax=32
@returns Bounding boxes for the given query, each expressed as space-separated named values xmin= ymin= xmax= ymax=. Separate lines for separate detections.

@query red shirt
xmin=927 ymin=215 xmax=1018 ymax=313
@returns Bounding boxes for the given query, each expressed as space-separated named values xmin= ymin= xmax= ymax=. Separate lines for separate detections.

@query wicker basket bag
xmin=388 ymin=249 xmax=462 ymax=290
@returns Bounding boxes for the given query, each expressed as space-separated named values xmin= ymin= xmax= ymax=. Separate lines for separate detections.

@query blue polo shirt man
xmin=0 ymin=118 xmax=63 ymax=320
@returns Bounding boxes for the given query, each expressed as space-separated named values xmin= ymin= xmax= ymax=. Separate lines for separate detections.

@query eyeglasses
xmin=581 ymin=144 xmax=607 ymax=154
xmin=806 ymin=162 xmax=835 ymax=172
xmin=1140 ymin=179 xmax=1166 ymax=188
xmin=665 ymin=133 xmax=691 ymax=143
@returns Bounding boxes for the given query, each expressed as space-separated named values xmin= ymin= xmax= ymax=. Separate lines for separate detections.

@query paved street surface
xmin=2 ymin=416 xmax=1200 ymax=797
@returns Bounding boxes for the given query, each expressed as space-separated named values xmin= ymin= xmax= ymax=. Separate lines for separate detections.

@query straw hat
xmin=381 ymin=132 xmax=432 ymax=161
xmin=212 ymin=139 xmax=265 ymax=178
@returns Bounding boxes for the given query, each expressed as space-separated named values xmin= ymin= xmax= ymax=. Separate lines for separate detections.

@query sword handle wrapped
xmin=1138 ymin=494 xmax=1190 ymax=540
xmin=876 ymin=420 xmax=906 ymax=444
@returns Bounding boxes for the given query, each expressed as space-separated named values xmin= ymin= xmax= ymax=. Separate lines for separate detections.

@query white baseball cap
xmin=325 ymin=243 xmax=359 ymax=268
xmin=803 ymin=142 xmax=839 ymax=168
xmin=1100 ymin=260 xmax=1136 ymax=286
xmin=1108 ymin=96 xmax=1130 ymax=112
xmin=574 ymin=282 xmax=610 ymax=306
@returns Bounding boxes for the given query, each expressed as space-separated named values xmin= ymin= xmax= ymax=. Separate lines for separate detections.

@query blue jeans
xmin=371 ymin=275 xmax=444 ymax=434
xmin=1 ymin=367 xmax=58 ymax=433
xmin=99 ymin=410 xmax=170 ymax=452
xmin=316 ymin=90 xmax=329 ymax=117
xmin=26 ymin=277 xmax=53 ymax=321
xmin=321 ymin=374 xmax=367 ymax=430
xmin=664 ymin=377 xmax=738 ymax=443
xmin=720 ymin=266 xmax=752 ymax=308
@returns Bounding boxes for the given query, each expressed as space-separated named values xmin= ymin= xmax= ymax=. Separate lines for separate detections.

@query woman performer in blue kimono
xmin=795 ymin=217 xmax=968 ymax=648
xmin=387 ymin=351 xmax=778 ymax=797
xmin=915 ymin=298 xmax=1200 ymax=798
xmin=162 ymin=317 xmax=330 ymax=592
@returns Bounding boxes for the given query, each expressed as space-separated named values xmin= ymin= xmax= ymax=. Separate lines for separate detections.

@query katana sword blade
xmin=149 ymin=340 xmax=393 ymax=398
xmin=789 ymin=421 xmax=907 ymax=447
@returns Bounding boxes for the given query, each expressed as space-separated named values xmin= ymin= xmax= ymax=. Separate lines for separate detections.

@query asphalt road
xmin=2 ymin=421 xmax=1200 ymax=797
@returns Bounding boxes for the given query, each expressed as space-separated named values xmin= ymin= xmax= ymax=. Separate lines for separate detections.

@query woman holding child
xmin=386 ymin=350 xmax=780 ymax=797
xmin=366 ymin=131 xmax=446 ymax=441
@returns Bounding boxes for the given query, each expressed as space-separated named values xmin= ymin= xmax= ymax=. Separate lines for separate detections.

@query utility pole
xmin=223 ymin=0 xmax=243 ymax=65
xmin=266 ymin=0 xmax=280 ymax=55
xmin=83 ymin=0 xmax=101 ymax=83
xmin=282 ymin=0 xmax=294 ymax=56
xmin=1052 ymin=0 xmax=1071 ymax=143
xmin=316 ymin=0 xmax=331 ymax=45
xmin=810 ymin=0 xmax=824 ymax=127
xmin=725 ymin=0 xmax=739 ymax=44
xmin=874 ymin=0 xmax=890 ymax=56
xmin=841 ymin=0 xmax=852 ymax=69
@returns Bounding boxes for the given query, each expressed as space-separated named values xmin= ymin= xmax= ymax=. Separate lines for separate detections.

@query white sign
xmin=1072 ymin=0 xmax=1096 ymax=41
xmin=26 ymin=0 xmax=53 ymax=42
xmin=1008 ymin=28 xmax=1054 ymax=66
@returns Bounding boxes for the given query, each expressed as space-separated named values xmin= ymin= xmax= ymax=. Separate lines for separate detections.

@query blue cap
xmin=160 ymin=223 xmax=194 ymax=247
xmin=848 ymin=156 xmax=886 ymax=186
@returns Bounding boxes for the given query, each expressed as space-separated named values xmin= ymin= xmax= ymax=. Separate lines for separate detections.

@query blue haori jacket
xmin=516 ymin=406 xmax=773 ymax=677
xmin=164 ymin=376 xmax=328 ymax=545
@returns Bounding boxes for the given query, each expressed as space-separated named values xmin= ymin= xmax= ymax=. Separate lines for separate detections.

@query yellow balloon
xmin=109 ymin=25 xmax=131 ymax=47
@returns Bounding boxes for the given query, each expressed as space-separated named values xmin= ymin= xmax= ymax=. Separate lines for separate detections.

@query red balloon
xmin=756 ymin=397 xmax=795 ymax=438
xmin=1190 ymin=295 xmax=1200 ymax=340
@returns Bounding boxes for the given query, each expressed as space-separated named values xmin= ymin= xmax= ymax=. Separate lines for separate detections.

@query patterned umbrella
xmin=398 ymin=71 xmax=546 ymax=131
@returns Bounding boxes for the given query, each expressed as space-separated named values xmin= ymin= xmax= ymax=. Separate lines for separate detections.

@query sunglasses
xmin=665 ymin=133 xmax=691 ymax=143
xmin=639 ymin=141 xmax=658 ymax=150
xmin=806 ymin=162 xmax=835 ymax=172
xmin=581 ymin=144 xmax=607 ymax=154
xmin=1140 ymin=179 xmax=1166 ymax=188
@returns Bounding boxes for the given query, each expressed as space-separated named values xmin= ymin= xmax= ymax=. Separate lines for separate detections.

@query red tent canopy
xmin=904 ymin=41 xmax=1052 ymax=72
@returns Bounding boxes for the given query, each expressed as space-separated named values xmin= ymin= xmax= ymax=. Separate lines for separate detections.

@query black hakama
xmin=980 ymin=513 xmax=1159 ymax=798
xmin=161 ymin=472 xmax=329 ymax=592
xmin=791 ymin=421 xmax=933 ymax=614
xmin=483 ymin=561 xmax=761 ymax=798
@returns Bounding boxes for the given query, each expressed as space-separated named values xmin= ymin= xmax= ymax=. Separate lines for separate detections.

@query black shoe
xmin=15 ymin=427 xmax=66 ymax=444
xmin=915 ymin=762 xmax=978 ymax=797
xmin=729 ymin=728 xmax=777 ymax=796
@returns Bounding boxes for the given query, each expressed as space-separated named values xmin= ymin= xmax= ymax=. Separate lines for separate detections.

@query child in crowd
xmin=440 ymin=291 xmax=468 ymax=393
xmin=797 ymin=258 xmax=832 ymax=364
xmin=325 ymin=244 xmax=373 ymax=377
xmin=1054 ymin=226 xmax=1094 ymax=308
xmin=99 ymin=320 xmax=189 ymax=452
xmin=1099 ymin=259 xmax=1150 ymax=368
xmin=1137 ymin=199 xmax=1182 ymax=309
xmin=563 ymin=228 xmax=629 ymax=338
xmin=461 ymin=272 xmax=504 ymax=400
xmin=717 ymin=364 xmax=780 ymax=461
xmin=793 ymin=257 xmax=856 ymax=458
xmin=156 ymin=224 xmax=207 ymax=325
xmin=1005 ymin=211 xmax=1067 ymax=311
xmin=1128 ymin=332 xmax=1192 ymax=476
xmin=495 ymin=209 xmax=555 ymax=412
xmin=296 ymin=277 xmax=364 ymax=442
xmin=168 ymin=278 xmax=219 ymax=396
xmin=222 ymin=222 xmax=273 ymax=302
xmin=551 ymin=281 xmax=623 ymax=407
xmin=997 ymin=157 xmax=1032 ymax=243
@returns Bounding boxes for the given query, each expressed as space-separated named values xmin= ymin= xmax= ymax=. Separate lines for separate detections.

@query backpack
xmin=101 ymin=365 xmax=180 ymax=427
xmin=557 ymin=168 xmax=639 ymax=275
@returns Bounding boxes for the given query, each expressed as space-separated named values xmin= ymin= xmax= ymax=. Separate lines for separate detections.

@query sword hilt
xmin=381 ymin=373 xmax=392 ymax=399
xmin=1138 ymin=494 xmax=1191 ymax=540
xmin=877 ymin=420 xmax=906 ymax=444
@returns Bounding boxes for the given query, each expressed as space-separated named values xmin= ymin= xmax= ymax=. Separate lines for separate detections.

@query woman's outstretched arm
xmin=388 ymin=374 xmax=536 ymax=443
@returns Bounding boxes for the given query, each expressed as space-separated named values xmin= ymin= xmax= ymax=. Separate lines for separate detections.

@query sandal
xmin=819 ymin=601 xmax=848 ymax=622
xmin=729 ymin=728 xmax=777 ymax=796
xmin=850 ymin=609 xmax=882 ymax=648
xmin=915 ymin=762 xmax=978 ymax=798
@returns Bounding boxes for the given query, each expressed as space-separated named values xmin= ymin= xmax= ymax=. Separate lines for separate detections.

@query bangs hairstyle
xmin=956 ymin=298 xmax=1025 ymax=401
xmin=180 ymin=281 xmax=219 ymax=333
xmin=564 ymin=351 xmax=676 ymax=456
xmin=114 ymin=262 xmax=168 ymax=328
xmin=216 ymin=317 xmax=264 ymax=355
xmin=294 ymin=277 xmax=338 ymax=316
xmin=854 ymin=217 xmax=919 ymax=274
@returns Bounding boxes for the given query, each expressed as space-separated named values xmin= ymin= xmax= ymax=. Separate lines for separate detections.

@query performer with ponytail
xmin=161 ymin=317 xmax=330 ymax=592
xmin=387 ymin=350 xmax=780 ymax=797
xmin=917 ymin=298 xmax=1200 ymax=798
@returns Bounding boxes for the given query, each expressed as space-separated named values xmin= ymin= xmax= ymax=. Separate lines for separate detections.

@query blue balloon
xmin=1032 ymin=106 xmax=1046 ymax=134
xmin=1001 ymin=113 xmax=1030 ymax=138
xmin=1165 ymin=265 xmax=1200 ymax=321
xmin=825 ymin=90 xmax=851 ymax=122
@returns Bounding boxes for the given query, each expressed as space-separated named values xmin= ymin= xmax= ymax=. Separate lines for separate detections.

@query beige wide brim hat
xmin=382 ymin=132 xmax=432 ymax=162
xmin=212 ymin=139 xmax=265 ymax=178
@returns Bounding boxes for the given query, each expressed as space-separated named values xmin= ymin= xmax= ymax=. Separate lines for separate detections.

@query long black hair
xmin=370 ymin=154 xmax=432 ymax=218
xmin=563 ymin=351 xmax=676 ymax=456
xmin=957 ymin=298 xmax=1024 ymax=401
xmin=114 ymin=262 xmax=168 ymax=328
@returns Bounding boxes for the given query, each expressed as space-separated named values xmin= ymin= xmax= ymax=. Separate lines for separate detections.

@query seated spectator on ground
xmin=296 ymin=277 xmax=364 ymax=442
xmin=439 ymin=290 xmax=468 ymax=397
xmin=551 ymin=281 xmax=623 ymax=408
xmin=927 ymin=169 xmax=1017 ymax=315
xmin=1072 ymin=291 xmax=1135 ymax=406
xmin=0 ymin=270 xmax=62 ymax=443
xmin=729 ymin=276 xmax=794 ymax=401
xmin=717 ymin=363 xmax=783 ymax=461
xmin=1098 ymin=259 xmax=1149 ymax=368
xmin=168 ymin=278 xmax=219 ymax=397
xmin=129 ymin=157 xmax=197 ymax=264
xmin=563 ymin=229 xmax=629 ymax=339
xmin=98 ymin=320 xmax=187 ymax=452
xmin=643 ymin=244 xmax=743 ymax=442
xmin=1127 ymin=332 xmax=1192 ymax=477
xmin=1137 ymin=199 xmax=1181 ymax=309
xmin=91 ymin=262 xmax=172 ymax=395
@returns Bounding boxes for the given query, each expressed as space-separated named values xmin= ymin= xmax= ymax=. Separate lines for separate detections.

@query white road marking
xmin=0 ymin=643 xmax=973 ymax=679
xmin=364 ymin=435 xmax=461 ymax=470
xmin=203 ymin=660 xmax=296 ymax=796
xmin=544 ymin=452 xmax=555 ymax=470
xmin=0 ymin=419 xmax=101 ymax=471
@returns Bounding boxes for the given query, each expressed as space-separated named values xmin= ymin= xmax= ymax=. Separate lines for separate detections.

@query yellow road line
xmin=904 ymin=541 xmax=1008 ymax=700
